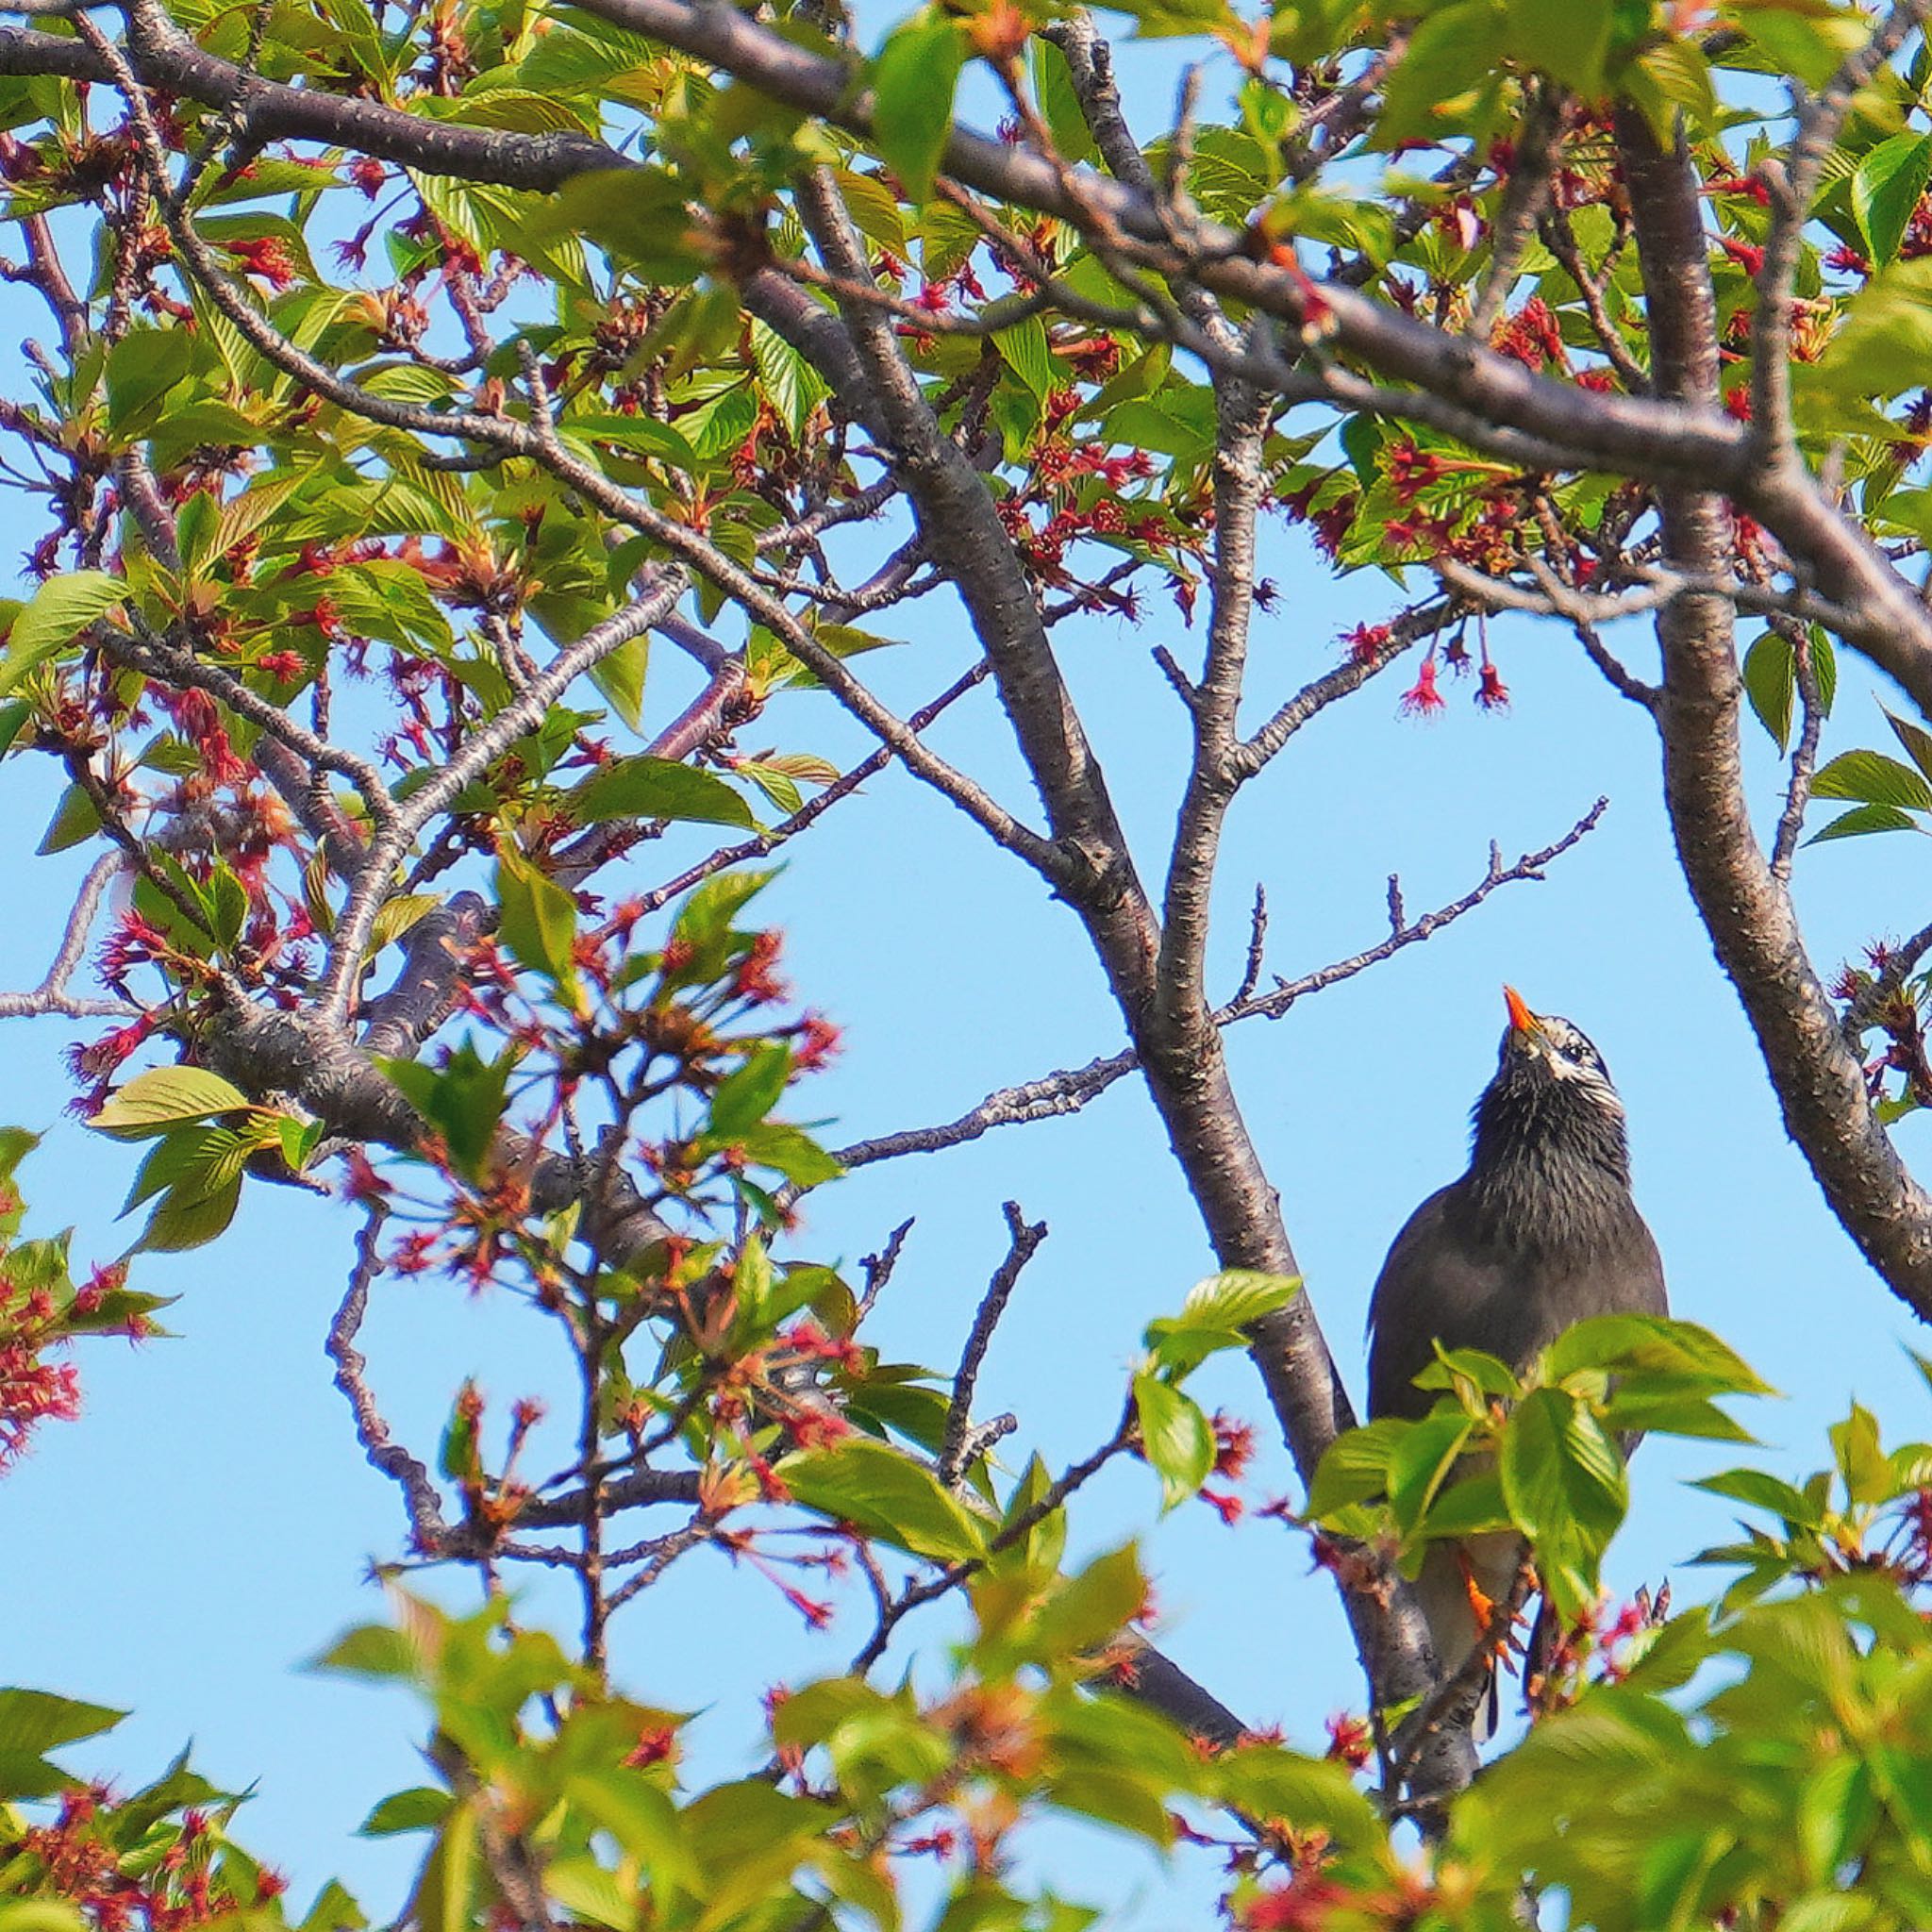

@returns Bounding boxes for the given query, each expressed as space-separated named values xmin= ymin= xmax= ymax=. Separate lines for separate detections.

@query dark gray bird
xmin=1367 ymin=988 xmax=1667 ymax=1726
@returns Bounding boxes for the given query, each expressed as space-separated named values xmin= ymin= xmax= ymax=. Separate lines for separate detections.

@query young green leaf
xmin=2 ymin=572 xmax=126 ymax=693
xmin=570 ymin=756 xmax=756 ymax=829
xmin=1132 ymin=1373 xmax=1215 ymax=1509
xmin=1500 ymin=1387 xmax=1628 ymax=1555
xmin=1809 ymin=748 xmax=1932 ymax=812
xmin=91 ymin=1066 xmax=250 ymax=1140
xmin=1852 ymin=132 xmax=1932 ymax=268
xmin=496 ymin=850 xmax=580 ymax=994
xmin=870 ymin=13 xmax=967 ymax=203
xmin=783 ymin=1436 xmax=987 ymax=1561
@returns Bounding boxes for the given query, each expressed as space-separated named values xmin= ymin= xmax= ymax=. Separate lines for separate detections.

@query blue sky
xmin=8 ymin=30 xmax=1932 ymax=1928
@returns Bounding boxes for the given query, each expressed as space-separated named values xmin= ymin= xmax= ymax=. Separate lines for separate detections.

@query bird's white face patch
xmin=1536 ymin=1013 xmax=1624 ymax=1114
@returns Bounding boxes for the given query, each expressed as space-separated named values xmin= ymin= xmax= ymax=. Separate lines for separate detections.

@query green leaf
xmin=1387 ymin=1411 xmax=1475 ymax=1539
xmin=137 ymin=1174 xmax=242 ymax=1252
xmin=1423 ymin=1470 xmax=1514 ymax=1539
xmin=1829 ymin=1401 xmax=1891 ymax=1507
xmin=1808 ymin=802 xmax=1921 ymax=842
xmin=1742 ymin=629 xmax=1794 ymax=752
xmin=1624 ymin=36 xmax=1718 ymax=143
xmin=496 ymin=850 xmax=579 ymax=992
xmin=37 ymin=781 xmax=101 ymax=857
xmin=407 ymin=1797 xmax=476 ymax=1932
xmin=440 ymin=1384 xmax=479 ymax=1482
xmin=731 ymin=1122 xmax=842 ymax=1188
xmin=588 ymin=630 xmax=650 ymax=734
xmin=299 ymin=1882 xmax=367 ymax=1932
xmin=1693 ymin=1465 xmax=1820 ymax=1524
xmin=995 ymin=313 xmax=1056 ymax=400
xmin=1374 ymin=0 xmax=1507 ymax=151
xmin=1132 ymin=1374 xmax=1215 ymax=1508
xmin=2 ymin=572 xmax=125 ymax=693
xmin=1598 ymin=1391 xmax=1757 ymax=1442
xmin=1500 ymin=1388 xmax=1626 ymax=1551
xmin=0 ymin=1906 xmax=87 ymax=1932
xmin=870 ymin=11 xmax=967 ymax=203
xmin=1810 ymin=258 xmax=1932 ymax=401
xmin=1213 ymin=1746 xmax=1383 ymax=1848
xmin=1853 ymin=133 xmax=1932 ymax=268
xmin=672 ymin=868 xmax=775 ymax=960
xmin=1540 ymin=1315 xmax=1773 ymax=1395
xmin=563 ymin=411 xmax=701 ymax=471
xmin=1812 ymin=630 xmax=1838 ymax=717
xmin=544 ymin=1856 xmax=636 ymax=1930
xmin=1810 ymin=748 xmax=1932 ymax=811
xmin=570 ymin=756 xmax=755 ymax=829
xmin=380 ymin=1039 xmax=512 ymax=1182
xmin=1885 ymin=706 xmax=1932 ymax=785
xmin=1143 ymin=1269 xmax=1299 ymax=1377
xmin=91 ymin=1066 xmax=249 ymax=1139
xmin=709 ymin=1043 xmax=791 ymax=1140
xmin=0 ymin=1688 xmax=125 ymax=1755
xmin=1030 ymin=37 xmax=1096 ymax=164
xmin=748 ymin=320 xmax=830 ymax=439
xmin=525 ymin=169 xmax=710 ymax=283
xmin=359 ymin=1787 xmax=452 ymax=1837
xmin=311 ymin=1622 xmax=428 ymax=1682
xmin=567 ymin=1772 xmax=698 ymax=1900
xmin=0 ymin=699 xmax=33 ymax=761
xmin=122 ymin=1124 xmax=253 ymax=1216
xmin=783 ymin=1437 xmax=987 ymax=1561
xmin=1506 ymin=0 xmax=1610 ymax=96
xmin=1415 ymin=1344 xmax=1523 ymax=1401
xmin=105 ymin=326 xmax=196 ymax=436
xmin=364 ymin=893 xmax=441 ymax=965
xmin=1106 ymin=389 xmax=1216 ymax=465
xmin=1172 ymin=1268 xmax=1300 ymax=1330
xmin=1024 ymin=1545 xmax=1147 ymax=1660
xmin=1306 ymin=1417 xmax=1409 ymax=1518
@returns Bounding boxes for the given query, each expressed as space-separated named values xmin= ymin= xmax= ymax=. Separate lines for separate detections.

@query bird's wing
xmin=1368 ymin=1190 xmax=1669 ymax=1423
xmin=1366 ymin=1185 xmax=1511 ymax=1422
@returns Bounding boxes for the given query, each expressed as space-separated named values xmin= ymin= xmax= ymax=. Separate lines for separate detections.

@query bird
xmin=1366 ymin=986 xmax=1668 ymax=1732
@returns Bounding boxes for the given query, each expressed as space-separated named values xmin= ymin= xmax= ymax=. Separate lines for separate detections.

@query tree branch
xmin=1620 ymin=108 xmax=1932 ymax=1324
xmin=938 ymin=1202 xmax=1045 ymax=1490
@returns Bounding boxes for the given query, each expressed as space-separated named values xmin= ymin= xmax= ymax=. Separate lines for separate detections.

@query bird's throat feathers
xmin=1461 ymin=1067 xmax=1634 ymax=1251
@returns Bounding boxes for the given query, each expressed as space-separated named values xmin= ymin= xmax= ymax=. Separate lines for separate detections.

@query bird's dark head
xmin=1469 ymin=987 xmax=1631 ymax=1192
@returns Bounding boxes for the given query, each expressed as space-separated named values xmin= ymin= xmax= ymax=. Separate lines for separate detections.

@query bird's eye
xmin=1546 ymin=1020 xmax=1606 ymax=1075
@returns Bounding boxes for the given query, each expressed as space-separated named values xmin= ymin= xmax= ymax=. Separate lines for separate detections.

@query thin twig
xmin=857 ymin=1218 xmax=914 ymax=1319
xmin=938 ymin=1203 xmax=1047 ymax=1489
xmin=1772 ymin=617 xmax=1824 ymax=883
xmin=832 ymin=805 xmax=1608 ymax=1174
xmin=1469 ymin=82 xmax=1564 ymax=340
xmin=326 ymin=1202 xmax=452 ymax=1554
xmin=0 ymin=852 xmax=136 ymax=1018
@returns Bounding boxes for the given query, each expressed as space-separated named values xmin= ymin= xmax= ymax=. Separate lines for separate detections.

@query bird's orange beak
xmin=1503 ymin=985 xmax=1540 ymax=1035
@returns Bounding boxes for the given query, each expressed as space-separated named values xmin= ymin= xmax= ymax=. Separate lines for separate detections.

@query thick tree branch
xmin=1152 ymin=367 xmax=1267 ymax=1044
xmin=1620 ymin=108 xmax=1932 ymax=1324
xmin=1750 ymin=3 xmax=1929 ymax=445
xmin=768 ymin=145 xmax=1457 ymax=1788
